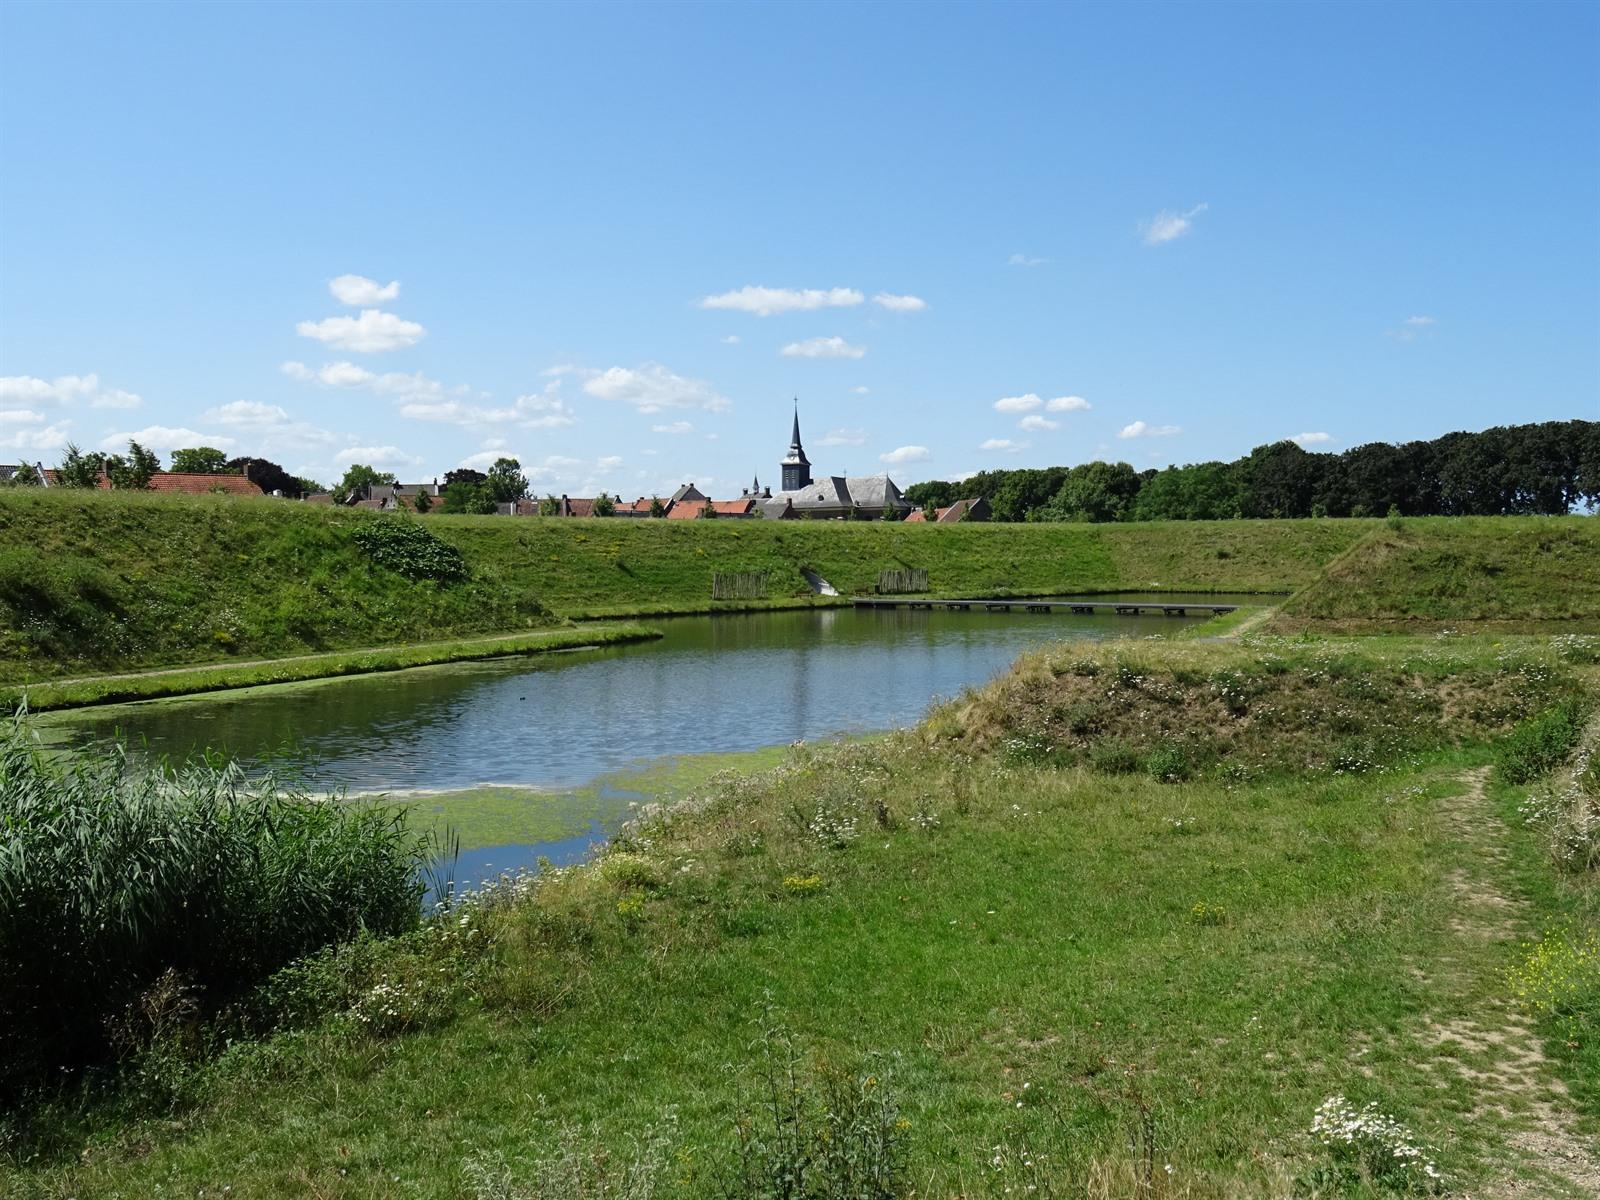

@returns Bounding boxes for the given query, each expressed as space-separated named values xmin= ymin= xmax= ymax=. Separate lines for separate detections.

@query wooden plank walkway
xmin=853 ymin=598 xmax=1237 ymax=617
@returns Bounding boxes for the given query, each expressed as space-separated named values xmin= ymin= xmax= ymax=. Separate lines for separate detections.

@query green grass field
xmin=7 ymin=633 xmax=1598 ymax=1199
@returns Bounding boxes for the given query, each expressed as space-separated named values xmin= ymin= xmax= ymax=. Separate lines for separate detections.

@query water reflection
xmin=51 ymin=606 xmax=1218 ymax=793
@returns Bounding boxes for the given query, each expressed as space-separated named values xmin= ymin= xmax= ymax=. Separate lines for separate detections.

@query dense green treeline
xmin=905 ymin=420 xmax=1599 ymax=522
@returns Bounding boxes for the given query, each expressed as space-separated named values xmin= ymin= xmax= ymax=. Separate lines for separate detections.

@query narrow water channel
xmin=46 ymin=604 xmax=1239 ymax=888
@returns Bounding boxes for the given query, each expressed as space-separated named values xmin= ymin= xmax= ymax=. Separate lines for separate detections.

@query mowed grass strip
xmin=1 ymin=625 xmax=660 ymax=712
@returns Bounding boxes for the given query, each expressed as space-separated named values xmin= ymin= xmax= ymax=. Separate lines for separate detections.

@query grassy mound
xmin=933 ymin=635 xmax=1593 ymax=782
xmin=1272 ymin=516 xmax=1600 ymax=631
xmin=0 ymin=489 xmax=1372 ymax=680
xmin=0 ymin=491 xmax=552 ymax=681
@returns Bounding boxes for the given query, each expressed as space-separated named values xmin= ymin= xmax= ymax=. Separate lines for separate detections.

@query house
xmin=764 ymin=407 xmax=913 ymax=520
xmin=666 ymin=497 xmax=757 ymax=520
xmin=343 ymin=481 xmax=441 ymax=510
xmin=905 ymin=497 xmax=990 ymax=524
xmin=146 ymin=472 xmax=264 ymax=496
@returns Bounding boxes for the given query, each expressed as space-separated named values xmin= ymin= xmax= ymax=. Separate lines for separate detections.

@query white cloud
xmin=1008 ymin=253 xmax=1047 ymax=267
xmin=1118 ymin=420 xmax=1182 ymax=438
xmin=481 ymin=436 xmax=507 ymax=451
xmin=333 ymin=444 xmax=423 ymax=469
xmin=721 ymin=334 xmax=741 ymax=344
xmin=818 ymin=427 xmax=867 ymax=447
xmin=993 ymin=393 xmax=1043 ymax=413
xmin=1140 ymin=203 xmax=1207 ymax=246
xmin=980 ymin=437 xmax=1028 ymax=453
xmin=0 ymin=409 xmax=44 ymax=425
xmin=205 ymin=400 xmax=292 ymax=427
xmin=698 ymin=285 xmax=863 ymax=317
xmin=579 ymin=362 xmax=730 ymax=413
xmin=399 ymin=393 xmax=577 ymax=431
xmin=296 ymin=309 xmax=426 ymax=353
xmin=282 ymin=359 xmax=461 ymax=406
xmin=651 ymin=421 xmax=695 ymax=435
xmin=1046 ymin=394 xmax=1091 ymax=412
xmin=1018 ymin=415 xmax=1059 ymax=432
xmin=872 ymin=292 xmax=926 ymax=312
xmin=456 ymin=450 xmax=521 ymax=472
xmin=329 ymin=275 xmax=401 ymax=306
xmin=1385 ymin=315 xmax=1438 ymax=342
xmin=100 ymin=425 xmax=237 ymax=454
xmin=879 ymin=445 xmax=929 ymax=465
xmin=0 ymin=422 xmax=70 ymax=452
xmin=597 ymin=455 xmax=623 ymax=470
xmin=0 ymin=372 xmax=142 ymax=410
xmin=852 ymin=386 xmax=870 ymax=395
xmin=1291 ymin=431 xmax=1333 ymax=446
xmin=780 ymin=336 xmax=867 ymax=360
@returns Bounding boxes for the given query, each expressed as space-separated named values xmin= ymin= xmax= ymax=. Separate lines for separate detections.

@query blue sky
xmin=2 ymin=0 xmax=1595 ymax=496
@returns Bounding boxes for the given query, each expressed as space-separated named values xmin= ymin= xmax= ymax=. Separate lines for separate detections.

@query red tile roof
xmin=146 ymin=472 xmax=263 ymax=496
xmin=904 ymin=508 xmax=927 ymax=522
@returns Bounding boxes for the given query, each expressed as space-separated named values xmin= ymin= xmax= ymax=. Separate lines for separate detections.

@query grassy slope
xmin=17 ymin=637 xmax=1598 ymax=1199
xmin=1272 ymin=515 xmax=1600 ymax=631
xmin=0 ymin=488 xmax=1371 ymax=681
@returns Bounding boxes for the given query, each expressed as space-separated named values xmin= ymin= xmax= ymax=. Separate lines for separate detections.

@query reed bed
xmin=0 ymin=715 xmax=428 ymax=1099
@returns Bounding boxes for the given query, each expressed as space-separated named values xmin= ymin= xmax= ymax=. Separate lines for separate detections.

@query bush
xmin=724 ymin=1019 xmax=907 ymax=1200
xmin=0 ymin=716 xmax=428 ymax=1099
xmin=351 ymin=517 xmax=468 ymax=582
xmin=1496 ymin=699 xmax=1587 ymax=784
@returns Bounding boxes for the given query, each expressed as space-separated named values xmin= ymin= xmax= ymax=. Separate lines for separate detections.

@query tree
xmin=227 ymin=457 xmax=303 ymax=497
xmin=103 ymin=441 xmax=160 ymax=490
xmin=483 ymin=457 xmax=529 ymax=504
xmin=443 ymin=468 xmax=486 ymax=488
xmin=55 ymin=443 xmax=108 ymax=488
xmin=170 ymin=446 xmax=231 ymax=475
xmin=1 ymin=463 xmax=42 ymax=488
xmin=411 ymin=490 xmax=433 ymax=514
xmin=648 ymin=495 xmax=666 ymax=518
xmin=592 ymin=493 xmax=617 ymax=517
xmin=440 ymin=480 xmax=496 ymax=515
xmin=1036 ymin=461 xmax=1141 ymax=523
xmin=538 ymin=494 xmax=561 ymax=516
xmin=332 ymin=463 xmax=397 ymax=504
xmin=699 ymin=500 xmax=717 ymax=519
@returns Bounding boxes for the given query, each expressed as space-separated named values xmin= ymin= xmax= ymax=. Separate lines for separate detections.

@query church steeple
xmin=781 ymin=398 xmax=812 ymax=491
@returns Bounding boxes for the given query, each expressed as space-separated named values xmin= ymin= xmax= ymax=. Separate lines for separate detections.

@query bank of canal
xmin=43 ymin=603 xmax=1247 ymax=887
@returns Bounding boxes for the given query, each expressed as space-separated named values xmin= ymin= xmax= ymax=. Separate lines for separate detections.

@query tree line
xmin=903 ymin=421 xmax=1598 ymax=522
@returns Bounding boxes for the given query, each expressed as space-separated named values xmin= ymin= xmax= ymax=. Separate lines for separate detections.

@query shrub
xmin=0 ymin=715 xmax=428 ymax=1098
xmin=1496 ymin=699 xmax=1587 ymax=784
xmin=351 ymin=517 xmax=468 ymax=582
xmin=724 ymin=1019 xmax=907 ymax=1200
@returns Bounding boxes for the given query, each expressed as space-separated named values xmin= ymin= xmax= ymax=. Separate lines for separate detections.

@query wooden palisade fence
xmin=712 ymin=571 xmax=771 ymax=600
xmin=876 ymin=567 xmax=929 ymax=594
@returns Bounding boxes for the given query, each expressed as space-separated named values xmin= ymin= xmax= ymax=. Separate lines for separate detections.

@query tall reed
xmin=0 ymin=714 xmax=427 ymax=1099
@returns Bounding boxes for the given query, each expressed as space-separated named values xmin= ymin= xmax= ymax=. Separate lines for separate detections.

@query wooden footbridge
xmin=852 ymin=597 xmax=1238 ymax=617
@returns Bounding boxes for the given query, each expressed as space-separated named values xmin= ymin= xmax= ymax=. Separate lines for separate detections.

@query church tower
xmin=780 ymin=401 xmax=812 ymax=491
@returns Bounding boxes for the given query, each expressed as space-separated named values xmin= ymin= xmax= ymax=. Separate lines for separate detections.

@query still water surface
xmin=52 ymin=606 xmax=1220 ymax=792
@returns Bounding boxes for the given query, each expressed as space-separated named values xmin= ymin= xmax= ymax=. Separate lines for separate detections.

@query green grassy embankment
xmin=9 ymin=634 xmax=1599 ymax=1199
xmin=1270 ymin=515 xmax=1600 ymax=633
xmin=0 ymin=625 xmax=660 ymax=712
xmin=0 ymin=488 xmax=1370 ymax=683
